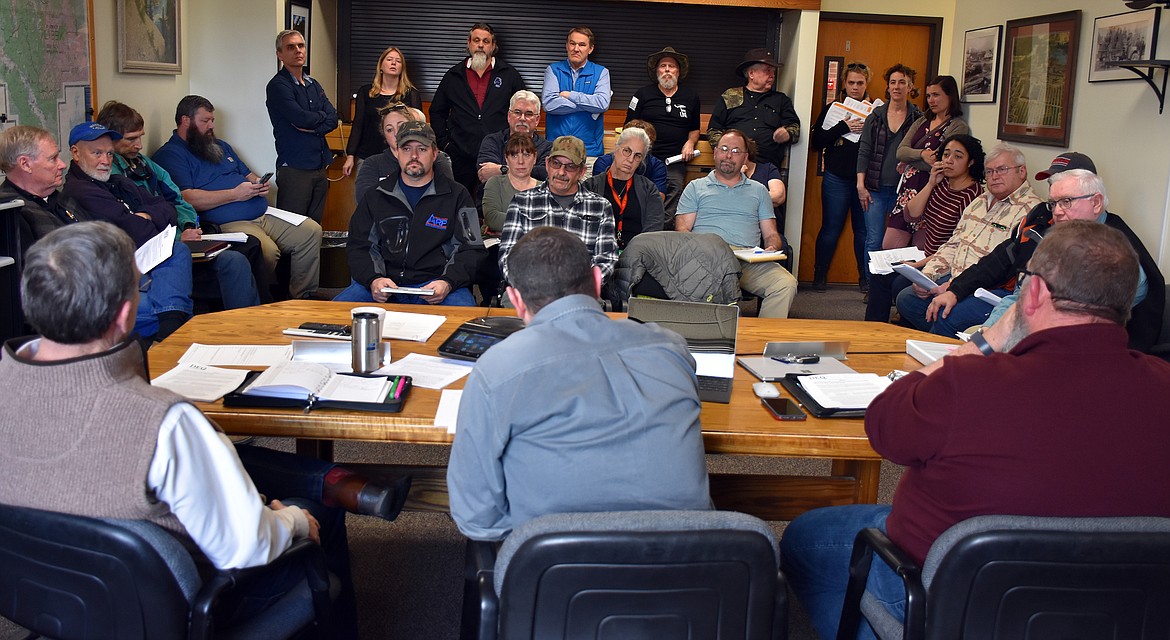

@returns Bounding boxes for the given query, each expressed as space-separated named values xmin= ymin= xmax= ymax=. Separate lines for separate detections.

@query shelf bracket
xmin=1114 ymin=60 xmax=1170 ymax=114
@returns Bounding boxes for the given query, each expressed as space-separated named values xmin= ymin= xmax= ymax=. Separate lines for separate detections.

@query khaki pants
xmin=222 ymin=215 xmax=322 ymax=299
xmin=739 ymin=260 xmax=798 ymax=318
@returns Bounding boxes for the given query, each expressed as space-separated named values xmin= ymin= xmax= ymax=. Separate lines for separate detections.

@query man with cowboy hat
xmin=707 ymin=47 xmax=800 ymax=226
xmin=627 ymin=46 xmax=701 ymax=219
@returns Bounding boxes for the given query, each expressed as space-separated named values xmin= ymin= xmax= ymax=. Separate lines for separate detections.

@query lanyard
xmin=606 ymin=172 xmax=632 ymax=234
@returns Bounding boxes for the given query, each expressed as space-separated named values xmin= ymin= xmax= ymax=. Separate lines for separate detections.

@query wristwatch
xmin=500 ymin=165 xmax=508 ymax=175
xmin=969 ymin=328 xmax=995 ymax=356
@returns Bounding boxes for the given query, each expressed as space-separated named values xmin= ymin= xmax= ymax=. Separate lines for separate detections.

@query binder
xmin=222 ymin=371 xmax=412 ymax=413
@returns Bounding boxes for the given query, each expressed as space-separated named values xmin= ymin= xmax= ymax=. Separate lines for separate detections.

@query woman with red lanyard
xmin=582 ymin=126 xmax=665 ymax=248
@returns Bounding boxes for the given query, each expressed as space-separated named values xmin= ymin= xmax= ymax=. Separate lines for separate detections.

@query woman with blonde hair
xmin=343 ymin=47 xmax=422 ymax=177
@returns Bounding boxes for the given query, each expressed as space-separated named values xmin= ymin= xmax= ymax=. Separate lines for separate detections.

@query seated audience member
xmin=781 ymin=221 xmax=1170 ymax=640
xmin=895 ymin=143 xmax=1041 ymax=336
xmin=591 ymin=118 xmax=668 ymax=194
xmin=355 ymin=103 xmax=454 ymax=204
xmin=447 ymin=227 xmax=711 ymax=541
xmin=865 ymin=133 xmax=983 ymax=323
xmin=931 ymin=158 xmax=1164 ymax=351
xmin=96 ymin=100 xmax=263 ymax=309
xmin=0 ymin=222 xmax=374 ymax=637
xmin=476 ymin=90 xmax=553 ymax=188
xmin=336 ymin=121 xmax=484 ymax=306
xmin=675 ymin=129 xmax=797 ymax=318
xmin=742 ymin=136 xmax=790 ymax=263
xmin=0 ymin=124 xmax=189 ymax=341
xmin=153 ymin=95 xmax=322 ymax=300
xmin=498 ymin=136 xmax=618 ymax=285
xmin=582 ymin=126 xmax=665 ymax=248
xmin=480 ymin=132 xmax=540 ymax=301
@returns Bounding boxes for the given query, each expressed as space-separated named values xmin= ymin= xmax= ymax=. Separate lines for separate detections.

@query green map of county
xmin=0 ymin=1 xmax=92 ymax=146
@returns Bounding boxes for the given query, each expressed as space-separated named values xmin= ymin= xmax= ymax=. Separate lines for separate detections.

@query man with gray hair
xmin=265 ymin=28 xmax=338 ymax=223
xmin=582 ymin=126 xmax=664 ymax=247
xmin=476 ymin=89 xmax=553 ymax=184
xmin=893 ymin=143 xmax=1042 ymax=335
xmin=627 ymin=47 xmax=701 ymax=215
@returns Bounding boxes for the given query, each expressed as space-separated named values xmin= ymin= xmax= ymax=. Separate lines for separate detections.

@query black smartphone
xmin=259 ymin=172 xmax=274 ymax=184
xmin=762 ymin=397 xmax=806 ymax=421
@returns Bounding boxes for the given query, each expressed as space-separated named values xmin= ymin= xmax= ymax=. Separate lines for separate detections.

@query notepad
xmin=242 ymin=361 xmax=390 ymax=403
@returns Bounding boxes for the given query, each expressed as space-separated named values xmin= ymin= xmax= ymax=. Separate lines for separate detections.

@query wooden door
xmin=798 ymin=17 xmax=936 ymax=285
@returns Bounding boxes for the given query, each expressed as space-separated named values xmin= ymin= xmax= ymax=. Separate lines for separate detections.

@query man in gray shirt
xmin=447 ymin=227 xmax=711 ymax=541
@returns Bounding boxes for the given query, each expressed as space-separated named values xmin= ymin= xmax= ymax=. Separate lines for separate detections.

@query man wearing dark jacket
xmin=335 ymin=121 xmax=485 ymax=305
xmin=429 ymin=23 xmax=526 ymax=195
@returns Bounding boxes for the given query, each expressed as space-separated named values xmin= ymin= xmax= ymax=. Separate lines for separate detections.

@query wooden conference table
xmin=150 ymin=300 xmax=944 ymax=521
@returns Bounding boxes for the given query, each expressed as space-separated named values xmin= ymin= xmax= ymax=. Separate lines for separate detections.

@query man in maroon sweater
xmin=781 ymin=220 xmax=1170 ymax=640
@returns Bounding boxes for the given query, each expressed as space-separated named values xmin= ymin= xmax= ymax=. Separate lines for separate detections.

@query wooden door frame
xmin=819 ymin=12 xmax=944 ymax=88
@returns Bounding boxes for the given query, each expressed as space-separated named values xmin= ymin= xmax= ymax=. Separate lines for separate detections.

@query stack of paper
xmin=821 ymin=97 xmax=884 ymax=143
xmin=868 ymin=247 xmax=926 ymax=275
xmin=733 ymin=247 xmax=787 ymax=263
xmin=906 ymin=339 xmax=958 ymax=365
xmin=798 ymin=374 xmax=892 ymax=411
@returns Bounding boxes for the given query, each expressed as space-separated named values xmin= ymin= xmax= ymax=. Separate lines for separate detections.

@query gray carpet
xmin=0 ymin=284 xmax=895 ymax=640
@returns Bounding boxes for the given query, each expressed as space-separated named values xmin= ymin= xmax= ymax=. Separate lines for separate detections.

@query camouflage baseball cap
xmin=548 ymin=136 xmax=586 ymax=166
xmin=396 ymin=120 xmax=436 ymax=147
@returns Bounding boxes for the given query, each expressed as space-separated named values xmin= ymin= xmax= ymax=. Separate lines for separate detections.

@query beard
xmin=81 ymin=165 xmax=110 ymax=182
xmin=658 ymin=72 xmax=677 ymax=91
xmin=998 ymin=306 xmax=1031 ymax=353
xmin=188 ymin=127 xmax=225 ymax=164
xmin=403 ymin=161 xmax=428 ymax=179
xmin=468 ymin=51 xmax=489 ymax=73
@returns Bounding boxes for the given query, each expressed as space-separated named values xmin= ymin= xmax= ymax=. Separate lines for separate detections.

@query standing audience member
xmin=542 ymin=27 xmax=612 ymax=163
xmin=856 ymin=64 xmax=921 ymax=297
xmin=811 ymin=61 xmax=869 ymax=292
xmin=626 ymin=47 xmax=701 ymax=216
xmin=431 ymin=22 xmax=526 ymax=194
xmin=582 ymin=126 xmax=665 ymax=248
xmin=782 ymin=221 xmax=1170 ymax=640
xmin=448 ymin=227 xmax=711 ymax=542
xmin=266 ymin=29 xmax=339 ymax=223
xmin=343 ymin=46 xmax=421 ymax=178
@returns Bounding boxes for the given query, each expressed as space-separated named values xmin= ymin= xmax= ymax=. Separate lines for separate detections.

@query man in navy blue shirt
xmin=266 ymin=29 xmax=338 ymax=224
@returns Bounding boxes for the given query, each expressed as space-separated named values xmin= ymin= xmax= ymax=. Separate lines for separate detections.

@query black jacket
xmin=61 ymin=163 xmax=177 ymax=247
xmin=429 ymin=59 xmax=526 ymax=160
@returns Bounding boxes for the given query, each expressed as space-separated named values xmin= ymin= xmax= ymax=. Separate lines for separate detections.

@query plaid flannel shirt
xmin=498 ymin=183 xmax=619 ymax=283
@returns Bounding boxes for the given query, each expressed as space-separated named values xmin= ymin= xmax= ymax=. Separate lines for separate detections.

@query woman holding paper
xmin=811 ymin=61 xmax=870 ymax=292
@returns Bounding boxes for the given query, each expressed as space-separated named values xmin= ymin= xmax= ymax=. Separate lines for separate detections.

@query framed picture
xmin=116 ymin=0 xmax=181 ymax=74
xmin=961 ymin=25 xmax=1002 ymax=103
xmin=1089 ymin=8 xmax=1160 ymax=82
xmin=286 ymin=0 xmax=312 ymax=75
xmin=998 ymin=11 xmax=1081 ymax=148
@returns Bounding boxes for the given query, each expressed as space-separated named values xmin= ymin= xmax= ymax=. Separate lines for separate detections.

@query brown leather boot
xmin=322 ymin=467 xmax=413 ymax=521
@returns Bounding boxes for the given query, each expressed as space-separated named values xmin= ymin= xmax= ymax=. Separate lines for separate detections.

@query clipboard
xmin=777 ymin=374 xmax=867 ymax=419
xmin=222 ymin=371 xmax=412 ymax=413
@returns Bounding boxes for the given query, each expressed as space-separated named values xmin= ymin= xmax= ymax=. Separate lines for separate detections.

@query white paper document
xmin=381 ymin=311 xmax=447 ymax=342
xmin=200 ymin=232 xmax=250 ymax=243
xmin=151 ymin=363 xmax=250 ymax=402
xmin=733 ymin=247 xmax=787 ymax=263
xmin=243 ymin=361 xmax=389 ymax=402
xmin=264 ymin=206 xmax=309 ymax=227
xmin=868 ymin=247 xmax=927 ymax=275
xmin=435 ymin=389 xmax=463 ymax=434
xmin=974 ymin=288 xmax=1004 ymax=305
xmin=381 ymin=287 xmax=435 ymax=296
xmin=179 ymin=343 xmax=293 ymax=367
xmin=381 ymin=353 xmax=473 ymax=389
xmin=798 ymin=374 xmax=892 ymax=410
xmin=892 ymin=263 xmax=941 ymax=290
xmin=906 ymin=339 xmax=959 ymax=366
xmin=134 ymin=225 xmax=176 ymax=273
xmin=822 ymin=97 xmax=883 ymax=142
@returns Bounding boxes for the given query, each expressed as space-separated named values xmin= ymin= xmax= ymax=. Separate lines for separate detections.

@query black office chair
xmin=837 ymin=514 xmax=1170 ymax=640
xmin=0 ymin=502 xmax=334 ymax=639
xmin=461 ymin=510 xmax=787 ymax=640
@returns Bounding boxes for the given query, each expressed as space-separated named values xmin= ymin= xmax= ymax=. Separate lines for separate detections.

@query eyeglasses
xmin=1019 ymin=266 xmax=1109 ymax=311
xmin=846 ymin=62 xmax=868 ymax=70
xmin=377 ymin=102 xmax=410 ymax=117
xmin=1045 ymin=194 xmax=1096 ymax=211
xmin=617 ymin=145 xmax=644 ymax=162
xmin=986 ymin=165 xmax=1021 ymax=176
xmin=549 ymin=158 xmax=580 ymax=171
xmin=509 ymin=109 xmax=538 ymax=119
xmin=716 ymin=145 xmax=745 ymax=156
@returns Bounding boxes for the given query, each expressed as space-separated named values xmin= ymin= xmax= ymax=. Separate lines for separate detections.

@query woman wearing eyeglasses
xmin=342 ymin=47 xmax=421 ymax=178
xmin=810 ymin=61 xmax=871 ymax=292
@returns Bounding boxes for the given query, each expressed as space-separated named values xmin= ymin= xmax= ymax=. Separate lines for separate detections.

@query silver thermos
xmin=351 ymin=312 xmax=382 ymax=373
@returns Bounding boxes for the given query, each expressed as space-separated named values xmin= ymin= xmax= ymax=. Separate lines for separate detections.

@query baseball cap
xmin=396 ymin=120 xmax=436 ymax=147
xmin=69 ymin=122 xmax=123 ymax=146
xmin=548 ymin=136 xmax=586 ymax=166
xmin=1035 ymin=152 xmax=1096 ymax=181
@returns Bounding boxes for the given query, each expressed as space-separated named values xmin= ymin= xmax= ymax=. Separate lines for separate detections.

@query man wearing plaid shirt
xmin=498 ymin=135 xmax=618 ymax=284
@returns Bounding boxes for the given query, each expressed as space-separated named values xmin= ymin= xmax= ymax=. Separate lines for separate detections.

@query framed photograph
xmin=286 ymin=0 xmax=312 ymax=75
xmin=1089 ymin=8 xmax=1160 ymax=82
xmin=998 ymin=11 xmax=1081 ymax=148
xmin=961 ymin=25 xmax=1002 ymax=103
xmin=116 ymin=0 xmax=181 ymax=74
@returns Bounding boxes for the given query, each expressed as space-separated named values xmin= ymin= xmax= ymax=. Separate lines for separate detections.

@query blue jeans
xmin=332 ymin=278 xmax=476 ymax=306
xmin=816 ymin=172 xmax=866 ymax=281
xmin=896 ymin=280 xmax=1010 ymax=337
xmin=211 ymin=249 xmax=262 ymax=309
xmin=136 ymin=241 xmax=194 ymax=338
xmin=863 ymin=186 xmax=898 ymax=279
xmin=864 ymin=273 xmax=910 ymax=322
xmin=781 ymin=505 xmax=905 ymax=640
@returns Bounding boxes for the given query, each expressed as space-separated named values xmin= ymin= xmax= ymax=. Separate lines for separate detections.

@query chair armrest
xmin=188 ymin=539 xmax=330 ymax=639
xmin=460 ymin=540 xmax=500 ymax=640
xmin=837 ymin=527 xmax=926 ymax=640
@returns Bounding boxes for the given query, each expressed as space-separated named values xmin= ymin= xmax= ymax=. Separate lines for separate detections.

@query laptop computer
xmin=626 ymin=298 xmax=740 ymax=403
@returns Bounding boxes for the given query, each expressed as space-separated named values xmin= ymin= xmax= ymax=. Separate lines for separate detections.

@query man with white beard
xmin=430 ymin=22 xmax=526 ymax=195
xmin=626 ymin=47 xmax=701 ymax=218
